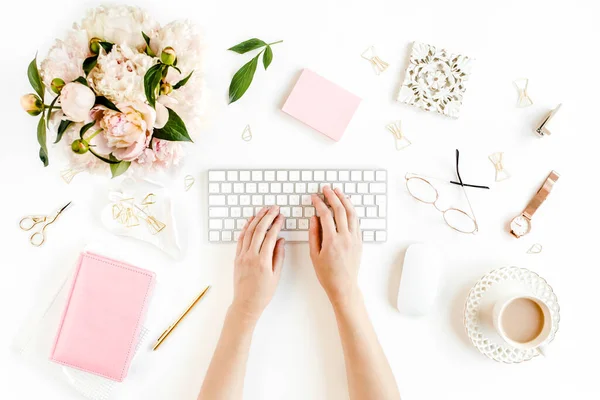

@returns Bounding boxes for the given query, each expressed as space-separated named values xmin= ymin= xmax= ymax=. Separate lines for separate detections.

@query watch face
xmin=510 ymin=215 xmax=531 ymax=237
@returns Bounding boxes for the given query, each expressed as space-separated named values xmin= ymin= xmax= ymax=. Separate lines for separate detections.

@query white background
xmin=1 ymin=0 xmax=599 ymax=399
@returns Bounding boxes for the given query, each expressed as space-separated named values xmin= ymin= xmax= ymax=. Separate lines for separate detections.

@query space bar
xmin=278 ymin=231 xmax=309 ymax=242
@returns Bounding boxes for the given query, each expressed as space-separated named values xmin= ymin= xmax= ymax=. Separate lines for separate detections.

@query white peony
xmin=89 ymin=45 xmax=154 ymax=103
xmin=151 ymin=20 xmax=204 ymax=78
xmin=60 ymin=82 xmax=96 ymax=122
xmin=40 ymin=28 xmax=89 ymax=88
xmin=80 ymin=5 xmax=159 ymax=50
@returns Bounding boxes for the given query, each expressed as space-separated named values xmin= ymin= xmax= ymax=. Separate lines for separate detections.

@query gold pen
xmin=152 ymin=285 xmax=211 ymax=351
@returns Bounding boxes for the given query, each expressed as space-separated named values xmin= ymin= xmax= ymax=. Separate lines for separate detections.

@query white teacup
xmin=492 ymin=295 xmax=554 ymax=356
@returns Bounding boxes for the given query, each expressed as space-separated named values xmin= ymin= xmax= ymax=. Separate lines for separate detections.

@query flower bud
xmin=20 ymin=93 xmax=43 ymax=116
xmin=89 ymin=37 xmax=102 ymax=55
xmin=51 ymin=78 xmax=66 ymax=94
xmin=160 ymin=47 xmax=176 ymax=65
xmin=160 ymin=82 xmax=172 ymax=95
xmin=71 ymin=139 xmax=89 ymax=154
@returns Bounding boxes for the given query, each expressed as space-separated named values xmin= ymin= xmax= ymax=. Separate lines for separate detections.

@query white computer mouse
xmin=397 ymin=243 xmax=442 ymax=317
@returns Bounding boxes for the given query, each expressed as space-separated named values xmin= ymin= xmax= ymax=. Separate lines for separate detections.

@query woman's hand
xmin=309 ymin=186 xmax=363 ymax=308
xmin=232 ymin=206 xmax=286 ymax=322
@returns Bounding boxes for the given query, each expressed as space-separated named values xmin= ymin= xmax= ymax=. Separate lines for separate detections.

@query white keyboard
xmin=207 ymin=169 xmax=388 ymax=243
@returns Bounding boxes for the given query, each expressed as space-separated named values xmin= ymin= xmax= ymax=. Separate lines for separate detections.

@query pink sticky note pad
xmin=50 ymin=252 xmax=155 ymax=382
xmin=282 ymin=69 xmax=361 ymax=141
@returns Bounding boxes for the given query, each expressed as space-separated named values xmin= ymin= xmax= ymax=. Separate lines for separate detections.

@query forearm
xmin=333 ymin=290 xmax=400 ymax=400
xmin=198 ymin=306 xmax=258 ymax=400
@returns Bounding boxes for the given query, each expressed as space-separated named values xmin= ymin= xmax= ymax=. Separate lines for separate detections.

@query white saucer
xmin=463 ymin=266 xmax=560 ymax=363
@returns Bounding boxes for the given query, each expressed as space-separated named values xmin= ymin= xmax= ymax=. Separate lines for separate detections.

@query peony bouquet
xmin=21 ymin=5 xmax=206 ymax=178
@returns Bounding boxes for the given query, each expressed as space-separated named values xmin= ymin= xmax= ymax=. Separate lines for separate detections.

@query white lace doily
xmin=463 ymin=266 xmax=560 ymax=363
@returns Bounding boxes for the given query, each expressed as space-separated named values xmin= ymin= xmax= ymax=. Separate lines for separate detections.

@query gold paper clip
xmin=386 ymin=121 xmax=411 ymax=151
xmin=61 ymin=167 xmax=84 ymax=184
xmin=527 ymin=243 xmax=543 ymax=254
xmin=184 ymin=175 xmax=195 ymax=191
xmin=488 ymin=152 xmax=510 ymax=182
xmin=513 ymin=78 xmax=533 ymax=107
xmin=141 ymin=193 xmax=156 ymax=205
xmin=241 ymin=125 xmax=252 ymax=142
xmin=361 ymin=46 xmax=389 ymax=75
xmin=134 ymin=204 xmax=166 ymax=235
xmin=535 ymin=104 xmax=562 ymax=137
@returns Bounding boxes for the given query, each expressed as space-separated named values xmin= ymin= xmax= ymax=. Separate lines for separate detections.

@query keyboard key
xmin=376 ymin=171 xmax=387 ymax=181
xmin=308 ymin=183 xmax=319 ymax=193
xmin=222 ymin=231 xmax=232 ymax=242
xmin=289 ymin=195 xmax=300 ymax=205
xmin=221 ymin=183 xmax=232 ymax=193
xmin=350 ymin=195 xmax=362 ymax=205
xmin=345 ymin=183 xmax=356 ymax=193
xmin=283 ymin=183 xmax=294 ymax=193
xmin=209 ymin=171 xmax=225 ymax=181
xmin=366 ymin=206 xmax=377 ymax=217
xmin=209 ymin=219 xmax=223 ymax=229
xmin=302 ymin=195 xmax=312 ymax=205
xmin=237 ymin=219 xmax=247 ymax=229
xmin=332 ymin=182 xmax=343 ymax=191
xmin=286 ymin=219 xmax=297 ymax=229
xmin=265 ymin=171 xmax=276 ymax=181
xmin=252 ymin=171 xmax=263 ymax=181
xmin=224 ymin=219 xmax=235 ymax=230
xmin=375 ymin=231 xmax=387 ymax=242
xmin=233 ymin=231 xmax=242 ymax=241
xmin=240 ymin=195 xmax=251 ymax=205
xmin=209 ymin=231 xmax=220 ymax=241
xmin=370 ymin=183 xmax=386 ymax=193
xmin=357 ymin=183 xmax=368 ymax=193
xmin=233 ymin=183 xmax=244 ymax=193
xmin=252 ymin=195 xmax=263 ymax=205
xmin=227 ymin=195 xmax=238 ymax=205
xmin=280 ymin=207 xmax=291 ymax=217
xmin=227 ymin=171 xmax=238 ymax=181
xmin=302 ymin=171 xmax=312 ymax=181
xmin=314 ymin=171 xmax=325 ymax=181
xmin=362 ymin=231 xmax=374 ymax=242
xmin=258 ymin=183 xmax=269 ymax=193
xmin=246 ymin=183 xmax=257 ymax=193
xmin=243 ymin=207 xmax=253 ymax=217
xmin=276 ymin=195 xmax=288 ymax=205
xmin=231 ymin=207 xmax=241 ymax=217
xmin=240 ymin=171 xmax=251 ymax=181
xmin=292 ymin=207 xmax=303 ymax=217
xmin=327 ymin=171 xmax=337 ymax=181
xmin=277 ymin=171 xmax=288 ymax=181
xmin=295 ymin=183 xmax=306 ymax=193
xmin=351 ymin=171 xmax=362 ymax=181
xmin=360 ymin=219 xmax=386 ymax=230
xmin=265 ymin=195 xmax=276 ymax=205
xmin=255 ymin=207 xmax=263 ymax=215
xmin=363 ymin=195 xmax=374 ymax=205
xmin=209 ymin=207 xmax=228 ymax=217
xmin=320 ymin=183 xmax=329 ymax=192
xmin=304 ymin=207 xmax=315 ymax=217
xmin=363 ymin=170 xmax=375 ymax=181
xmin=289 ymin=171 xmax=300 ymax=181
xmin=299 ymin=219 xmax=309 ymax=230
xmin=278 ymin=231 xmax=309 ymax=241
xmin=378 ymin=205 xmax=386 ymax=217
xmin=209 ymin=183 xmax=220 ymax=194
xmin=339 ymin=170 xmax=350 ymax=181
xmin=271 ymin=183 xmax=282 ymax=193
xmin=355 ymin=207 xmax=365 ymax=217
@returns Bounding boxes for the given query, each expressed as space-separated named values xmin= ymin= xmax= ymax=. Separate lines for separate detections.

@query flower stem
xmin=85 ymin=129 xmax=103 ymax=142
xmin=268 ymin=40 xmax=283 ymax=46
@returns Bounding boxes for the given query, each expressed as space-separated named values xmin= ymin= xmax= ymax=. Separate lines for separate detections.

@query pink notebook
xmin=50 ymin=252 xmax=155 ymax=382
xmin=282 ymin=69 xmax=361 ymax=141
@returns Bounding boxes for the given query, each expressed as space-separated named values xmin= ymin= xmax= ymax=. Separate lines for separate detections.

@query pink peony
xmin=60 ymin=82 xmax=96 ymax=122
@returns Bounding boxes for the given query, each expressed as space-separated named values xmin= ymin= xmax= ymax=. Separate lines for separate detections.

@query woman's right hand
xmin=308 ymin=186 xmax=363 ymax=308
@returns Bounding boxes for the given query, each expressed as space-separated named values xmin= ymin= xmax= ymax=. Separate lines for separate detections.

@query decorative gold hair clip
xmin=361 ymin=46 xmax=389 ymax=75
xmin=61 ymin=167 xmax=84 ymax=184
xmin=184 ymin=175 xmax=195 ymax=191
xmin=488 ymin=152 xmax=510 ymax=182
xmin=513 ymin=78 xmax=533 ymax=107
xmin=241 ymin=124 xmax=252 ymax=142
xmin=386 ymin=121 xmax=411 ymax=151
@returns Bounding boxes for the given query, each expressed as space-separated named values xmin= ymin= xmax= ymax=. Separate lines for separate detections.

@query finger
xmin=242 ymin=207 xmax=269 ymax=252
xmin=311 ymin=194 xmax=335 ymax=237
xmin=323 ymin=186 xmax=348 ymax=232
xmin=260 ymin=214 xmax=285 ymax=256
xmin=308 ymin=215 xmax=322 ymax=258
xmin=236 ymin=216 xmax=254 ymax=255
xmin=272 ymin=238 xmax=285 ymax=274
xmin=334 ymin=188 xmax=358 ymax=233
xmin=250 ymin=206 xmax=280 ymax=253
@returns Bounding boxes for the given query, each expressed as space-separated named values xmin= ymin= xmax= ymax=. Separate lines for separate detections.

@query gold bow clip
xmin=361 ymin=46 xmax=389 ymax=75
xmin=488 ymin=152 xmax=510 ymax=182
xmin=386 ymin=121 xmax=411 ymax=151
xmin=513 ymin=78 xmax=533 ymax=107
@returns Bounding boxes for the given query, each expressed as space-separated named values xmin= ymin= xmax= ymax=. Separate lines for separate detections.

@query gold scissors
xmin=19 ymin=202 xmax=72 ymax=246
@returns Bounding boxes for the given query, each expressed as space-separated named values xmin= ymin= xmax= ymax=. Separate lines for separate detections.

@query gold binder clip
xmin=61 ymin=167 xmax=84 ymax=184
xmin=241 ymin=125 xmax=252 ymax=142
xmin=386 ymin=121 xmax=411 ymax=151
xmin=513 ymin=78 xmax=533 ymax=107
xmin=488 ymin=152 xmax=510 ymax=182
xmin=361 ymin=46 xmax=389 ymax=75
xmin=535 ymin=104 xmax=562 ymax=137
xmin=184 ymin=175 xmax=195 ymax=191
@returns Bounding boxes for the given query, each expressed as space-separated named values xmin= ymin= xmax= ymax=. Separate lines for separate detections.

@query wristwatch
xmin=509 ymin=171 xmax=560 ymax=238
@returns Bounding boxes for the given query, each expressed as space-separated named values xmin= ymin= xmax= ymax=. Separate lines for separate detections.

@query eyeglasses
xmin=405 ymin=150 xmax=489 ymax=234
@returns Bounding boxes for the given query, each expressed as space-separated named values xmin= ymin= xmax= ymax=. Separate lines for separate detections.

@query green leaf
xmin=83 ymin=56 xmax=98 ymax=76
xmin=142 ymin=32 xmax=156 ymax=57
xmin=73 ymin=76 xmax=89 ymax=86
xmin=110 ymin=160 xmax=131 ymax=178
xmin=171 ymin=65 xmax=181 ymax=74
xmin=88 ymin=148 xmax=120 ymax=164
xmin=54 ymin=120 xmax=73 ymax=144
xmin=173 ymin=70 xmax=193 ymax=90
xmin=99 ymin=42 xmax=113 ymax=53
xmin=228 ymin=38 xmax=266 ymax=54
xmin=144 ymin=64 xmax=164 ymax=108
xmin=95 ymin=96 xmax=120 ymax=112
xmin=37 ymin=117 xmax=48 ymax=166
xmin=152 ymin=108 xmax=192 ymax=142
xmin=27 ymin=57 xmax=44 ymax=101
xmin=228 ymin=55 xmax=259 ymax=104
xmin=45 ymin=95 xmax=60 ymax=128
xmin=79 ymin=121 xmax=96 ymax=139
xmin=263 ymin=45 xmax=273 ymax=70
